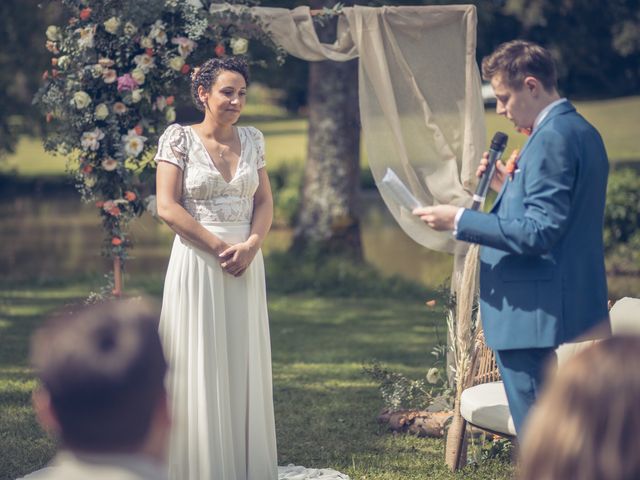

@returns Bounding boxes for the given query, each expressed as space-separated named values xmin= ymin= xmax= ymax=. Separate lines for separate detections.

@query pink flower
xmin=117 ymin=73 xmax=138 ymax=92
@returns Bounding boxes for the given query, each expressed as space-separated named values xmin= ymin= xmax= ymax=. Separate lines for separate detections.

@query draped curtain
xmin=213 ymin=4 xmax=486 ymax=254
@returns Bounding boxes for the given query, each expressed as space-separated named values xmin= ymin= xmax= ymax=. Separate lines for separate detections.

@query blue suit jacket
xmin=457 ymin=101 xmax=610 ymax=350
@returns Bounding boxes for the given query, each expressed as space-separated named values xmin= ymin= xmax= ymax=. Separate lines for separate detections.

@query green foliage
xmin=362 ymin=358 xmax=451 ymax=412
xmin=604 ymin=168 xmax=640 ymax=250
xmin=0 ymin=1 xmax=63 ymax=158
xmin=266 ymin=250 xmax=428 ymax=299
xmin=269 ymin=161 xmax=302 ymax=226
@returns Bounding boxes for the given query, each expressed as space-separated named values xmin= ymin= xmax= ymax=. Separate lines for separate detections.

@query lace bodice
xmin=155 ymin=123 xmax=266 ymax=224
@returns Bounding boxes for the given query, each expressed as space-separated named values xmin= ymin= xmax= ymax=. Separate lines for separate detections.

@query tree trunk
xmin=290 ymin=0 xmax=362 ymax=259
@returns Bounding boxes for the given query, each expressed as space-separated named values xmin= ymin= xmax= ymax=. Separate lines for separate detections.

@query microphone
xmin=471 ymin=131 xmax=509 ymax=210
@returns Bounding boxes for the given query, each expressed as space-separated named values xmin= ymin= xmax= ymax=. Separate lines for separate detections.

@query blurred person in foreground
xmin=29 ymin=299 xmax=170 ymax=480
xmin=413 ymin=40 xmax=610 ymax=435
xmin=519 ymin=336 xmax=640 ymax=480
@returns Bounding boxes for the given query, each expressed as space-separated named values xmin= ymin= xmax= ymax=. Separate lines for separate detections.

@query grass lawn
xmin=0 ymin=277 xmax=514 ymax=480
xmin=3 ymin=95 xmax=638 ymax=178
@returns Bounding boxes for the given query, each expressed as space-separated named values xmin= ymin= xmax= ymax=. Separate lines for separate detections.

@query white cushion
xmin=460 ymin=381 xmax=516 ymax=436
xmin=610 ymin=297 xmax=640 ymax=335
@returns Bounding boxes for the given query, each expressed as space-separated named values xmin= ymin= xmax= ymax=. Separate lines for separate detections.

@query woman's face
xmin=199 ymin=70 xmax=247 ymax=123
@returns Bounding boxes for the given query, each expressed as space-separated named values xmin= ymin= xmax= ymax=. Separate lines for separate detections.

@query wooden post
xmin=112 ymin=256 xmax=123 ymax=297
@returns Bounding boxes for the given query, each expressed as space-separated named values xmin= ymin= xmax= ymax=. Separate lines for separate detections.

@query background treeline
xmin=2 ymin=0 xmax=640 ymax=158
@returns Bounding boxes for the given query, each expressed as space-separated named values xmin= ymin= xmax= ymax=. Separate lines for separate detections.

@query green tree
xmin=0 ymin=0 xmax=62 ymax=158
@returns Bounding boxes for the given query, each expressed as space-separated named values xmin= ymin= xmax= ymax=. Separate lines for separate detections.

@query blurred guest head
xmin=519 ymin=336 xmax=640 ymax=480
xmin=30 ymin=298 xmax=169 ymax=460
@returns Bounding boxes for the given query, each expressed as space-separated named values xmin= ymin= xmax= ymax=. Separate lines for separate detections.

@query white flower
xmin=155 ymin=96 xmax=167 ymax=111
xmin=113 ymin=102 xmax=128 ymax=115
xmin=133 ymin=53 xmax=155 ymax=73
xmin=91 ymin=64 xmax=104 ymax=78
xmin=165 ymin=106 xmax=176 ymax=123
xmin=71 ymin=91 xmax=92 ymax=109
xmin=56 ymin=55 xmax=70 ymax=70
xmin=144 ymin=194 xmax=158 ymax=217
xmin=76 ymin=26 xmax=95 ymax=50
xmin=94 ymin=103 xmax=109 ymax=120
xmin=103 ymin=17 xmax=120 ymax=34
xmin=101 ymin=157 xmax=118 ymax=171
xmin=131 ymin=68 xmax=146 ymax=85
xmin=168 ymin=56 xmax=185 ymax=71
xmin=46 ymin=25 xmax=61 ymax=41
xmin=171 ymin=36 xmax=197 ymax=57
xmin=102 ymin=69 xmax=117 ymax=84
xmin=122 ymin=129 xmax=147 ymax=157
xmin=81 ymin=128 xmax=105 ymax=151
xmin=139 ymin=36 xmax=153 ymax=49
xmin=123 ymin=21 xmax=138 ymax=36
xmin=130 ymin=88 xmax=144 ymax=103
xmin=149 ymin=20 xmax=167 ymax=45
xmin=230 ymin=37 xmax=249 ymax=55
xmin=426 ymin=368 xmax=440 ymax=385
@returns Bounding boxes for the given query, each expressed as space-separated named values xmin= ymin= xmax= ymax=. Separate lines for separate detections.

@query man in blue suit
xmin=414 ymin=40 xmax=610 ymax=435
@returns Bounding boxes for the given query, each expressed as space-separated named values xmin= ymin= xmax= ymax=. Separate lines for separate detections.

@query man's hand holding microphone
xmin=413 ymin=132 xmax=509 ymax=231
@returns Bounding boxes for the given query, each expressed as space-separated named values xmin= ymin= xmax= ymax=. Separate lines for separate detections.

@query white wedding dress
xmin=155 ymin=124 xmax=349 ymax=480
xmin=156 ymin=123 xmax=278 ymax=479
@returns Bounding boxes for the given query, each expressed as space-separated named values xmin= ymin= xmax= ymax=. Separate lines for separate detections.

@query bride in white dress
xmin=155 ymin=57 xmax=277 ymax=480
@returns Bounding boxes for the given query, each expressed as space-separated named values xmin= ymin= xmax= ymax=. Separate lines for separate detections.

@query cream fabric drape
xmin=213 ymin=4 xmax=485 ymax=254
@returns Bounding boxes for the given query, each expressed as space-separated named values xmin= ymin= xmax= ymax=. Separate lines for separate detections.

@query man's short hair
xmin=30 ymin=299 xmax=167 ymax=452
xmin=482 ymin=40 xmax=558 ymax=92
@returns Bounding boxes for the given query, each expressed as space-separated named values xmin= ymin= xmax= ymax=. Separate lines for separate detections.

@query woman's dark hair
xmin=190 ymin=56 xmax=250 ymax=111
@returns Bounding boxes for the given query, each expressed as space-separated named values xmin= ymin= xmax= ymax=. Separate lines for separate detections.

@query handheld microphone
xmin=471 ymin=131 xmax=509 ymax=210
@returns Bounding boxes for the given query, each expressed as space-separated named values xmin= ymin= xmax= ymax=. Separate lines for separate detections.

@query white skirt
xmin=159 ymin=222 xmax=277 ymax=480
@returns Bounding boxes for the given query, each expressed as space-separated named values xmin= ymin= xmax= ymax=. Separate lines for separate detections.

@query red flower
xmin=79 ymin=8 xmax=92 ymax=21
xmin=124 ymin=191 xmax=137 ymax=202
xmin=166 ymin=95 xmax=175 ymax=106
xmin=82 ymin=164 xmax=93 ymax=174
xmin=214 ymin=43 xmax=225 ymax=57
xmin=111 ymin=237 xmax=123 ymax=246
xmin=95 ymin=200 xmax=104 ymax=208
xmin=145 ymin=48 xmax=154 ymax=57
xmin=108 ymin=206 xmax=121 ymax=217
xmin=42 ymin=70 xmax=49 ymax=80
xmin=45 ymin=112 xmax=54 ymax=123
xmin=133 ymin=124 xmax=143 ymax=135
xmin=181 ymin=64 xmax=190 ymax=75
xmin=51 ymin=58 xmax=58 ymax=66
xmin=505 ymin=149 xmax=520 ymax=176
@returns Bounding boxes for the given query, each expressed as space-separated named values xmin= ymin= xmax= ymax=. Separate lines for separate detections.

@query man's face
xmin=491 ymin=73 xmax=538 ymax=131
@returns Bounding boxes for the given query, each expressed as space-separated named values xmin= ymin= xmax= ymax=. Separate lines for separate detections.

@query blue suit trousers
xmin=494 ymin=348 xmax=557 ymax=436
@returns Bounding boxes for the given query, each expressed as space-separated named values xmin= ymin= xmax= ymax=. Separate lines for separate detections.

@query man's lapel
xmin=489 ymin=101 xmax=576 ymax=213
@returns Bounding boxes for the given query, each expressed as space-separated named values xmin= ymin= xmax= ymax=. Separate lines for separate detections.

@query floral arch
xmin=35 ymin=0 xmax=285 ymax=293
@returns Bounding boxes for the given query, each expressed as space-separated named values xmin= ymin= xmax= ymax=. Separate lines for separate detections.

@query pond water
xmin=1 ymin=188 xmax=637 ymax=300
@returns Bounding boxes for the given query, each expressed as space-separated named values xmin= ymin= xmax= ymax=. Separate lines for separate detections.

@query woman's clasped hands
xmin=219 ymin=241 xmax=258 ymax=277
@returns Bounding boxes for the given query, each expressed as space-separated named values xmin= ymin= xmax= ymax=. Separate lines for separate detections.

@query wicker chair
xmin=447 ymin=330 xmax=514 ymax=471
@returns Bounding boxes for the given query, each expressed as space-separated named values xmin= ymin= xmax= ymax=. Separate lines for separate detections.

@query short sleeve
xmin=155 ymin=123 xmax=188 ymax=170
xmin=247 ymin=127 xmax=266 ymax=169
